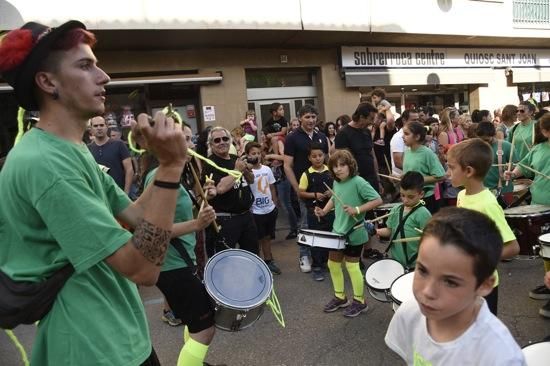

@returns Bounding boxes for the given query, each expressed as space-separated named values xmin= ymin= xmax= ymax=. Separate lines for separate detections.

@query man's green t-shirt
xmin=457 ymin=188 xmax=516 ymax=287
xmin=332 ymin=176 xmax=380 ymax=245
xmin=0 ymin=128 xmax=150 ymax=366
xmin=518 ymin=141 xmax=550 ymax=205
xmin=145 ymin=168 xmax=196 ymax=271
xmin=484 ymin=139 xmax=517 ymax=193
xmin=403 ymin=145 xmax=446 ymax=198
xmin=386 ymin=204 xmax=432 ymax=268
xmin=507 ymin=120 xmax=536 ymax=161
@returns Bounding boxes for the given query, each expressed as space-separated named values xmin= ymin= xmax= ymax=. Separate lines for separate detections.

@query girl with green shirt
xmin=402 ymin=121 xmax=446 ymax=214
xmin=315 ymin=150 xmax=382 ymax=318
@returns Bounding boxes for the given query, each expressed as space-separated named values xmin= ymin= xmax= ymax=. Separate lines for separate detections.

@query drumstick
xmin=323 ymin=182 xmax=358 ymax=222
xmin=414 ymin=227 xmax=423 ymax=234
xmin=190 ymin=164 xmax=220 ymax=233
xmin=506 ymin=134 xmax=515 ymax=185
xmin=517 ymin=163 xmax=550 ymax=180
xmin=392 ymin=236 xmax=421 ymax=243
xmin=492 ymin=164 xmax=508 ymax=167
xmin=384 ymin=155 xmax=392 ymax=176
xmin=521 ymin=136 xmax=531 ymax=152
xmin=366 ymin=212 xmax=392 ymax=223
xmin=378 ymin=173 xmax=401 ymax=182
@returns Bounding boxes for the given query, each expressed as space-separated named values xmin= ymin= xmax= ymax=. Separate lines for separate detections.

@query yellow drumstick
xmin=323 ymin=182 xmax=358 ymax=222
xmin=366 ymin=212 xmax=392 ymax=223
xmin=392 ymin=236 xmax=421 ymax=243
xmin=378 ymin=173 xmax=401 ymax=182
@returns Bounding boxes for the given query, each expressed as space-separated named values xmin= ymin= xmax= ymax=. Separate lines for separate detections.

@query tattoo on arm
xmin=132 ymin=219 xmax=171 ymax=266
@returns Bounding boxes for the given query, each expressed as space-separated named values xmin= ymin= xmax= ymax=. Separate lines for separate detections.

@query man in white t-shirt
xmin=390 ymin=109 xmax=419 ymax=176
xmin=246 ymin=142 xmax=281 ymax=275
xmin=385 ymin=207 xmax=525 ymax=366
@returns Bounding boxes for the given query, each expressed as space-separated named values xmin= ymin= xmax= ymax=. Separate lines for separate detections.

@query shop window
xmin=246 ymin=68 xmax=315 ymax=88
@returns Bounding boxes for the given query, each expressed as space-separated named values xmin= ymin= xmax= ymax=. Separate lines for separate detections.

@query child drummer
xmin=375 ymin=171 xmax=432 ymax=270
xmin=315 ymin=150 xmax=382 ymax=317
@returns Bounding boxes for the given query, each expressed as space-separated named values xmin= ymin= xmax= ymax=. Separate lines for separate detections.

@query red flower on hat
xmin=0 ymin=29 xmax=34 ymax=72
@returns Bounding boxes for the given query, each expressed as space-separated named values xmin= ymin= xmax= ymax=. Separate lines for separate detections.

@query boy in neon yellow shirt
xmin=446 ymin=139 xmax=520 ymax=315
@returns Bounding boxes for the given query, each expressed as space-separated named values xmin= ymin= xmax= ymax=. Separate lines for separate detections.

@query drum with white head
xmin=538 ymin=233 xmax=550 ymax=260
xmin=522 ymin=341 xmax=550 ymax=366
xmin=390 ymin=272 xmax=415 ymax=312
xmin=364 ymin=259 xmax=405 ymax=302
xmin=297 ymin=229 xmax=347 ymax=250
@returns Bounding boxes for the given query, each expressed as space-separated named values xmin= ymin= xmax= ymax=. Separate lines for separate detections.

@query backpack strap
xmin=384 ymin=203 xmax=423 ymax=267
xmin=170 ymin=238 xmax=197 ymax=273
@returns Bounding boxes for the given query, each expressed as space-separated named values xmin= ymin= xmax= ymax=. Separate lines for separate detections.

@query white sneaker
xmin=299 ymin=256 xmax=312 ymax=273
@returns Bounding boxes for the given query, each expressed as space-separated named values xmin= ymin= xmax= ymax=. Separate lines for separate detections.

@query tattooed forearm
xmin=132 ymin=219 xmax=171 ymax=266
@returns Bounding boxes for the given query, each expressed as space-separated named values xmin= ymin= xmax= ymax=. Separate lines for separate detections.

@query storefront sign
xmin=341 ymin=46 xmax=550 ymax=69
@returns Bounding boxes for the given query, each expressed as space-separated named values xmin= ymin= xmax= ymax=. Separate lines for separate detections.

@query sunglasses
xmin=213 ymin=136 xmax=230 ymax=144
xmin=517 ymin=110 xmax=526 ymax=113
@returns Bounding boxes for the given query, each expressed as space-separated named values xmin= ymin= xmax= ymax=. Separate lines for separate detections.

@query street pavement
xmin=1 ymin=220 xmax=549 ymax=366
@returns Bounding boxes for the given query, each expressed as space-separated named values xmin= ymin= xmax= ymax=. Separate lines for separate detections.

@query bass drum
xmin=203 ymin=249 xmax=273 ymax=331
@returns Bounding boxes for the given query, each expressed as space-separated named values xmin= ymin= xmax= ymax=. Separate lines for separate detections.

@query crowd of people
xmin=0 ymin=20 xmax=549 ymax=366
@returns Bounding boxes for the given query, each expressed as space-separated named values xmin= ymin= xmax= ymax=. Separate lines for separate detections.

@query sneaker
xmin=266 ymin=260 xmax=282 ymax=275
xmin=343 ymin=300 xmax=368 ymax=318
xmin=312 ymin=268 xmax=325 ymax=281
xmin=285 ymin=231 xmax=298 ymax=240
xmin=323 ymin=297 xmax=350 ymax=313
xmin=539 ymin=300 xmax=550 ymax=318
xmin=529 ymin=285 xmax=550 ymax=300
xmin=161 ymin=309 xmax=183 ymax=327
xmin=299 ymin=256 xmax=312 ymax=273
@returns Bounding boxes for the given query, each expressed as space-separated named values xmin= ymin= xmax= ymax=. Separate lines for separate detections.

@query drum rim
xmin=521 ymin=340 xmax=550 ymax=350
xmin=204 ymin=249 xmax=273 ymax=310
xmin=539 ymin=233 xmax=550 ymax=244
xmin=365 ymin=258 xmax=405 ymax=290
xmin=298 ymin=229 xmax=346 ymax=239
xmin=504 ymin=204 xmax=550 ymax=217
xmin=390 ymin=271 xmax=415 ymax=305
xmin=367 ymin=286 xmax=392 ymax=302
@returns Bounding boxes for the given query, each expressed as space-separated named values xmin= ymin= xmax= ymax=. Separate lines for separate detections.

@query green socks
xmin=345 ymin=261 xmax=365 ymax=303
xmin=177 ymin=337 xmax=209 ymax=366
xmin=328 ymin=259 xmax=345 ymax=299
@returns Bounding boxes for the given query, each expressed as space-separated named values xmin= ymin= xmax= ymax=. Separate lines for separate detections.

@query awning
xmin=0 ymin=73 xmax=222 ymax=91
xmin=344 ymin=68 xmax=494 ymax=87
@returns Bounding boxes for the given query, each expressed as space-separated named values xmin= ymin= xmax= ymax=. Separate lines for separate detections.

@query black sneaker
xmin=529 ymin=285 xmax=550 ymax=300
xmin=363 ymin=248 xmax=384 ymax=260
xmin=285 ymin=231 xmax=298 ymax=240
xmin=539 ymin=300 xmax=550 ymax=318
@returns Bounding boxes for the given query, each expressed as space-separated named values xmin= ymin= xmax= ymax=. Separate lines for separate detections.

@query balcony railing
xmin=513 ymin=0 xmax=550 ymax=27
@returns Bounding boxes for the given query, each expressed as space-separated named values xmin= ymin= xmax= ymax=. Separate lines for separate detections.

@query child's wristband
xmin=355 ymin=206 xmax=360 ymax=215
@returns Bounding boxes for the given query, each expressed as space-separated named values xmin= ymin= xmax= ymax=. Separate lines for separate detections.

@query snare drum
xmin=390 ymin=272 xmax=415 ymax=312
xmin=522 ymin=341 xmax=550 ymax=366
xmin=504 ymin=205 xmax=550 ymax=255
xmin=365 ymin=259 xmax=405 ymax=302
xmin=203 ymin=249 xmax=272 ymax=331
xmin=374 ymin=203 xmax=399 ymax=228
xmin=297 ymin=229 xmax=346 ymax=250
xmin=538 ymin=233 xmax=550 ymax=260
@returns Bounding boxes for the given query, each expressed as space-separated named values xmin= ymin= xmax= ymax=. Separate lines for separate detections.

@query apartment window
xmin=513 ymin=0 xmax=550 ymax=26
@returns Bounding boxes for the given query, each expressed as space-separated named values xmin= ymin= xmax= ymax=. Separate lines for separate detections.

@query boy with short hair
xmin=375 ymin=171 xmax=432 ymax=270
xmin=245 ymin=142 xmax=281 ymax=274
xmin=385 ymin=207 xmax=526 ymax=365
xmin=298 ymin=143 xmax=334 ymax=281
xmin=371 ymin=88 xmax=392 ymax=146
xmin=446 ymin=138 xmax=520 ymax=315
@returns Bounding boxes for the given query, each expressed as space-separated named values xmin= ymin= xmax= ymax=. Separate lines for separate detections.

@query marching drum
xmin=504 ymin=205 xmax=550 ymax=255
xmin=522 ymin=341 xmax=550 ymax=366
xmin=374 ymin=203 xmax=399 ymax=228
xmin=538 ymin=233 xmax=550 ymax=260
xmin=297 ymin=229 xmax=347 ymax=250
xmin=390 ymin=272 xmax=415 ymax=312
xmin=203 ymin=249 xmax=273 ymax=331
xmin=365 ymin=259 xmax=405 ymax=302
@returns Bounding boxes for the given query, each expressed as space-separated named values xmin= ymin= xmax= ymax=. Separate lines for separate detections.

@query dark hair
xmin=475 ymin=121 xmax=496 ymax=139
xmin=401 ymin=109 xmax=418 ymax=123
xmin=324 ymin=122 xmax=336 ymax=136
xmin=351 ymin=102 xmax=377 ymax=122
xmin=394 ymin=116 xmax=403 ymax=129
xmin=336 ymin=114 xmax=352 ymax=126
xmin=535 ymin=113 xmax=550 ymax=145
xmin=298 ymin=104 xmax=318 ymax=118
xmin=371 ymin=88 xmax=386 ymax=99
xmin=196 ymin=126 xmax=212 ymax=157
xmin=245 ymin=141 xmax=262 ymax=155
xmin=328 ymin=149 xmax=358 ymax=182
xmin=41 ymin=28 xmax=97 ymax=73
xmin=404 ymin=121 xmax=427 ymax=143
xmin=308 ymin=142 xmax=325 ymax=156
xmin=519 ymin=101 xmax=536 ymax=114
xmin=534 ymin=108 xmax=549 ymax=121
xmin=269 ymin=102 xmax=282 ymax=114
xmin=478 ymin=110 xmax=491 ymax=122
xmin=447 ymin=138 xmax=492 ymax=179
xmin=421 ymin=207 xmax=503 ymax=287
xmin=425 ymin=117 xmax=439 ymax=126
xmin=501 ymin=104 xmax=517 ymax=123
xmin=400 ymin=171 xmax=424 ymax=192
xmin=471 ymin=109 xmax=481 ymax=123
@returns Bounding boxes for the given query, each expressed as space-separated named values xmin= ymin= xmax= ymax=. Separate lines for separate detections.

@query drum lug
xmin=541 ymin=223 xmax=550 ymax=234
xmin=230 ymin=312 xmax=247 ymax=332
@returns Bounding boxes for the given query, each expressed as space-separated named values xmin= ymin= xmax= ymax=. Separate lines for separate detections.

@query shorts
xmin=156 ymin=267 xmax=215 ymax=333
xmin=253 ymin=208 xmax=278 ymax=239
xmin=339 ymin=244 xmax=363 ymax=258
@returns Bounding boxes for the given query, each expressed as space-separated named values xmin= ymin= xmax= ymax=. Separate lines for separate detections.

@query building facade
xmin=1 ymin=0 xmax=550 ymax=156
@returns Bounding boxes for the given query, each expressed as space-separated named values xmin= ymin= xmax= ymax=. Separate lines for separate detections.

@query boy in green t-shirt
xmin=446 ymin=139 xmax=520 ymax=316
xmin=376 ymin=171 xmax=432 ymax=270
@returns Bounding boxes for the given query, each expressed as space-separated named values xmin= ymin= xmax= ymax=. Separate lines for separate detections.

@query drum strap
xmin=384 ymin=204 xmax=422 ymax=269
xmin=170 ymin=238 xmax=197 ymax=274
xmin=497 ymin=139 xmax=503 ymax=189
